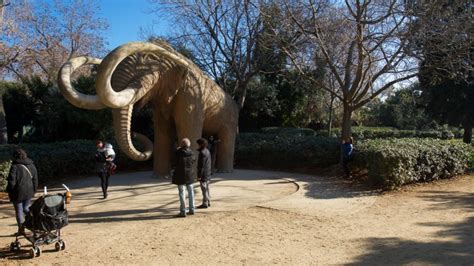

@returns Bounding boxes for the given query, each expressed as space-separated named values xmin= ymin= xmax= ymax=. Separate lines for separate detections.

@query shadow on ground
xmin=351 ymin=191 xmax=474 ymax=265
xmin=303 ymin=176 xmax=380 ymax=199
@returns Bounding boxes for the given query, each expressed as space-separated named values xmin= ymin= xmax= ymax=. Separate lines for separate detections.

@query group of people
xmin=94 ymin=137 xmax=217 ymax=217
xmin=172 ymin=138 xmax=212 ymax=217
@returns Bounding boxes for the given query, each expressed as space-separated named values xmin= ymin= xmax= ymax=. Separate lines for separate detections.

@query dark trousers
xmin=99 ymin=172 xmax=110 ymax=197
xmin=13 ymin=199 xmax=31 ymax=230
xmin=342 ymin=156 xmax=353 ymax=178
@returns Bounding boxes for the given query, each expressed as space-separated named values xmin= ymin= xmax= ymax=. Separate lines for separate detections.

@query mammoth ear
xmin=110 ymin=52 xmax=188 ymax=108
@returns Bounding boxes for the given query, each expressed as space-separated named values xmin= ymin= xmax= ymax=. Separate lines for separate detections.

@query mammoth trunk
xmin=112 ymin=105 xmax=153 ymax=161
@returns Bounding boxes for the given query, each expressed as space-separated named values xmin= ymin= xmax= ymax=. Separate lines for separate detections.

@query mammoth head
xmin=58 ymin=42 xmax=190 ymax=162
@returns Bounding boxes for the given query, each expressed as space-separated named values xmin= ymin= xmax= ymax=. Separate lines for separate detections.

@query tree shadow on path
xmin=304 ymin=176 xmax=380 ymax=199
xmin=351 ymin=191 xmax=474 ymax=265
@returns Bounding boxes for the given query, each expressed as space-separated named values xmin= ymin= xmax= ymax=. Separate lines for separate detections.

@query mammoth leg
xmin=153 ymin=109 xmax=176 ymax=178
xmin=216 ymin=126 xmax=236 ymax=173
xmin=174 ymin=111 xmax=203 ymax=151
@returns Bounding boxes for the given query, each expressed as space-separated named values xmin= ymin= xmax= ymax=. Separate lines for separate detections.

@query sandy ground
xmin=0 ymin=169 xmax=472 ymax=265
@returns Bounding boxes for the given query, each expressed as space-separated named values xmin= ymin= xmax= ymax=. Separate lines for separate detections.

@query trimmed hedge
xmin=354 ymin=138 xmax=471 ymax=190
xmin=236 ymin=133 xmax=339 ymax=168
xmin=316 ymin=126 xmax=463 ymax=140
xmin=259 ymin=127 xmax=316 ymax=136
xmin=0 ymin=140 xmax=151 ymax=191
xmin=0 ymin=128 xmax=470 ymax=192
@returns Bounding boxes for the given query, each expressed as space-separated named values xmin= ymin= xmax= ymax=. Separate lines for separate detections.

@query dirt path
xmin=0 ymin=170 xmax=472 ymax=265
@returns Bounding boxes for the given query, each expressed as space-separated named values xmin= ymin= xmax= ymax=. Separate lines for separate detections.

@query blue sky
xmin=97 ymin=0 xmax=169 ymax=49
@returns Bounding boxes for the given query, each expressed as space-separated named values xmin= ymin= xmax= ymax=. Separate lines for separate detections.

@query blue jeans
xmin=200 ymin=180 xmax=211 ymax=207
xmin=13 ymin=199 xmax=31 ymax=229
xmin=178 ymin=184 xmax=195 ymax=213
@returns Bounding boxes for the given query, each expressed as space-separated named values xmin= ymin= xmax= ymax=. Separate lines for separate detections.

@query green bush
xmin=236 ymin=133 xmax=339 ymax=168
xmin=354 ymin=138 xmax=471 ymax=190
xmin=0 ymin=140 xmax=152 ymax=191
xmin=317 ymin=127 xmax=461 ymax=140
xmin=0 ymin=161 xmax=11 ymax=192
xmin=259 ymin=127 xmax=316 ymax=136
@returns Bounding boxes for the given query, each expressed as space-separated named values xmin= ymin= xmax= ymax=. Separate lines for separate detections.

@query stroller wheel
xmin=29 ymin=248 xmax=35 ymax=258
xmin=55 ymin=240 xmax=65 ymax=251
xmin=10 ymin=242 xmax=20 ymax=252
xmin=29 ymin=246 xmax=41 ymax=258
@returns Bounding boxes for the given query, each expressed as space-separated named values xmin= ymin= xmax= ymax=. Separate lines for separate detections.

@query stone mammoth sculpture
xmin=58 ymin=42 xmax=239 ymax=177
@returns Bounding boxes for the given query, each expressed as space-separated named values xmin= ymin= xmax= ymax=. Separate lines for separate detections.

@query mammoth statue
xmin=58 ymin=42 xmax=239 ymax=177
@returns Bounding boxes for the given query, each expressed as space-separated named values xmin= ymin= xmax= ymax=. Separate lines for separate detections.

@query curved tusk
xmin=96 ymin=42 xmax=190 ymax=109
xmin=58 ymin=56 xmax=106 ymax=110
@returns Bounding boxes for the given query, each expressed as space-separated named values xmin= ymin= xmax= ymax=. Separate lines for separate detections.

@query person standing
xmin=196 ymin=138 xmax=212 ymax=209
xmin=95 ymin=140 xmax=115 ymax=199
xmin=341 ymin=137 xmax=354 ymax=179
xmin=208 ymin=135 xmax=220 ymax=174
xmin=172 ymin=138 xmax=196 ymax=217
xmin=6 ymin=149 xmax=38 ymax=235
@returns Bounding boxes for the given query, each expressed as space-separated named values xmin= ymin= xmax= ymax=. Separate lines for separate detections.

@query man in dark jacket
xmin=6 ymin=149 xmax=38 ymax=234
xmin=172 ymin=138 xmax=196 ymax=217
xmin=197 ymin=138 xmax=212 ymax=208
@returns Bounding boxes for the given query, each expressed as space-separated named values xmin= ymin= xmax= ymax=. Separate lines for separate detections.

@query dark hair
xmin=197 ymin=138 xmax=208 ymax=148
xmin=96 ymin=140 xmax=103 ymax=145
xmin=13 ymin=149 xmax=27 ymax=160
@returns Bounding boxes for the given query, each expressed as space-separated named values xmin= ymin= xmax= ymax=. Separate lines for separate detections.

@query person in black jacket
xmin=196 ymin=138 xmax=212 ymax=208
xmin=208 ymin=135 xmax=221 ymax=174
xmin=6 ymin=149 xmax=38 ymax=235
xmin=95 ymin=140 xmax=116 ymax=199
xmin=172 ymin=138 xmax=196 ymax=217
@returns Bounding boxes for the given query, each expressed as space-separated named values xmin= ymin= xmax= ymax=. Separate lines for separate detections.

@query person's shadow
xmin=0 ymin=244 xmax=32 ymax=260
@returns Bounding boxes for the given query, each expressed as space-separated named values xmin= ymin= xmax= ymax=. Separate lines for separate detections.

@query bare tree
xmin=278 ymin=0 xmax=417 ymax=139
xmin=0 ymin=0 xmax=10 ymax=144
xmin=0 ymin=0 xmax=108 ymax=82
xmin=149 ymin=0 xmax=264 ymax=109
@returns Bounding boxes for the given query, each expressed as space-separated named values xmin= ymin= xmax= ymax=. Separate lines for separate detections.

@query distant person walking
xmin=6 ymin=149 xmax=38 ymax=235
xmin=196 ymin=138 xmax=212 ymax=209
xmin=172 ymin=138 xmax=196 ymax=217
xmin=208 ymin=135 xmax=220 ymax=174
xmin=342 ymin=137 xmax=354 ymax=179
xmin=95 ymin=140 xmax=116 ymax=199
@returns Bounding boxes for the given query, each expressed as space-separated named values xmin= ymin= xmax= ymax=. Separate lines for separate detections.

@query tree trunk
xmin=0 ymin=95 xmax=8 ymax=144
xmin=236 ymin=83 xmax=247 ymax=110
xmin=341 ymin=103 xmax=352 ymax=141
xmin=463 ymin=120 xmax=472 ymax=144
xmin=327 ymin=95 xmax=335 ymax=137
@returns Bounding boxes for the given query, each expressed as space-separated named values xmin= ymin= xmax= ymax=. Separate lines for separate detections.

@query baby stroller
xmin=9 ymin=185 xmax=71 ymax=258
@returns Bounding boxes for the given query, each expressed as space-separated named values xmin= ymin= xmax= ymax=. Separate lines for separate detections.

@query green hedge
xmin=316 ymin=127 xmax=462 ymax=140
xmin=0 ymin=140 xmax=151 ymax=191
xmin=1 ymin=129 xmax=470 ymax=192
xmin=236 ymin=133 xmax=339 ymax=168
xmin=354 ymin=138 xmax=471 ymax=190
xmin=259 ymin=127 xmax=316 ymax=136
